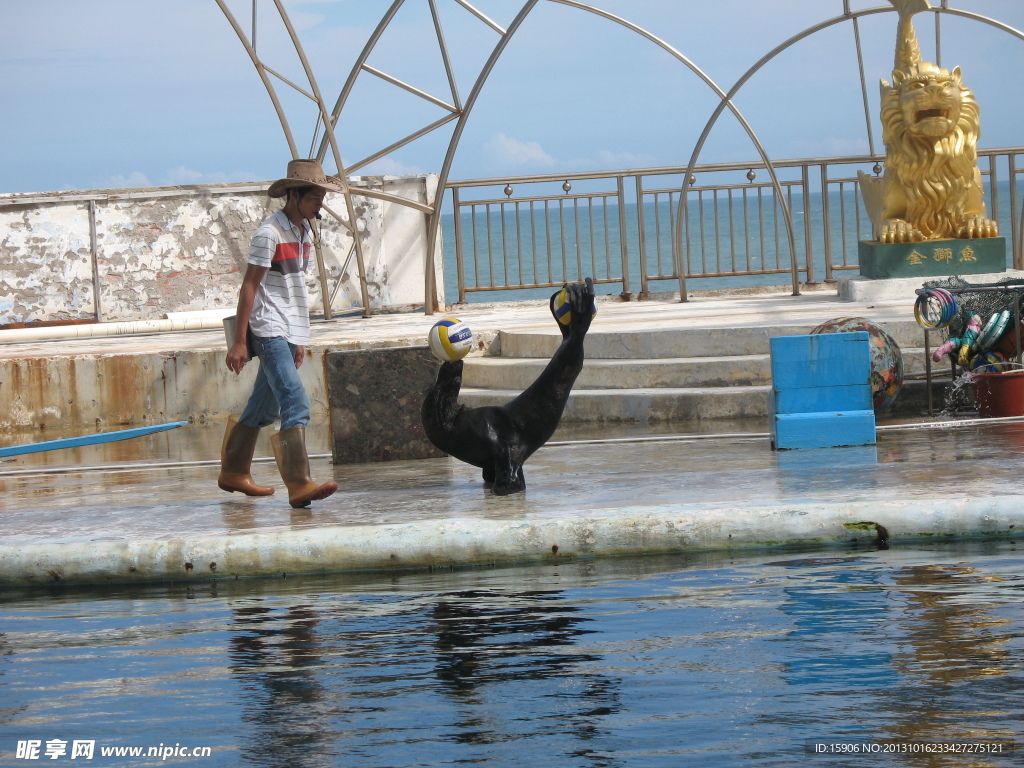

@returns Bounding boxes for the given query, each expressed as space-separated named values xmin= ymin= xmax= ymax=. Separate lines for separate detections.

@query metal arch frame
xmin=677 ymin=2 xmax=1024 ymax=300
xmin=422 ymin=0 xmax=543 ymax=311
xmin=315 ymin=0 xmax=465 ymax=174
xmin=312 ymin=0 xmax=518 ymax=312
xmin=217 ymin=0 xmax=375 ymax=318
xmin=546 ymin=0 xmax=799 ymax=303
xmin=431 ymin=0 xmax=798 ymax=312
xmin=222 ymin=1 xmax=1024 ymax=314
xmin=224 ymin=0 xmax=793 ymax=313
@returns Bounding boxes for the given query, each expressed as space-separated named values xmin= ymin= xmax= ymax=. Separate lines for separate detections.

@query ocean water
xmin=440 ymin=179 xmax=1020 ymax=304
xmin=1 ymin=541 xmax=1021 ymax=767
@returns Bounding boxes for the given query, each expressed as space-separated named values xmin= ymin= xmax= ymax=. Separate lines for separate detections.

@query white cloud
xmin=483 ymin=133 xmax=557 ymax=168
xmin=161 ymin=166 xmax=207 ymax=185
xmin=284 ymin=10 xmax=328 ymax=33
xmin=357 ymin=156 xmax=426 ymax=177
xmin=100 ymin=171 xmax=151 ymax=189
xmin=92 ymin=167 xmax=261 ymax=191
xmin=159 ymin=166 xmax=255 ymax=186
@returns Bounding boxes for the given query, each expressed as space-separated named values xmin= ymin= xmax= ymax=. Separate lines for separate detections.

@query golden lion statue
xmin=859 ymin=0 xmax=997 ymax=243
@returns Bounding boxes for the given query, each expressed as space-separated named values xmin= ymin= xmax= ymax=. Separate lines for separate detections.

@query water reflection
xmin=773 ymin=557 xmax=894 ymax=687
xmin=225 ymin=586 xmax=623 ymax=766
xmin=771 ymin=555 xmax=1018 ymax=765
xmin=1 ymin=546 xmax=1021 ymax=767
xmin=880 ymin=563 xmax=1016 ymax=767
xmin=774 ymin=447 xmax=879 ymax=498
xmin=229 ymin=602 xmax=333 ymax=766
xmin=429 ymin=588 xmax=621 ymax=758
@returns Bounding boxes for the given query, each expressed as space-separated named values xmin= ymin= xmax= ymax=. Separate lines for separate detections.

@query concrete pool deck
xmin=2 ymin=278 xmax=1024 ymax=586
xmin=2 ymin=415 xmax=1024 ymax=587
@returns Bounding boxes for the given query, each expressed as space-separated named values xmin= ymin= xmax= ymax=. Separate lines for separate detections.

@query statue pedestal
xmin=858 ymin=237 xmax=1005 ymax=279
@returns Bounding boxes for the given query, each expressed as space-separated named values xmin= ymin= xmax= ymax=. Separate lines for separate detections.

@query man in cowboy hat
xmin=218 ymin=158 xmax=344 ymax=508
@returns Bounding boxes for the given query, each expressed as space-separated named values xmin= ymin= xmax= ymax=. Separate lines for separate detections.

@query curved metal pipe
xmin=546 ymin=0 xmax=796 ymax=301
xmin=421 ymin=0 xmax=542 ymax=313
xmin=316 ymin=0 xmax=408 ymax=165
xmin=272 ymin=0 xmax=374 ymax=318
xmin=676 ymin=10 xmax=894 ymax=300
xmin=940 ymin=7 xmax=1024 ymax=43
xmin=214 ymin=0 xmax=298 ymax=157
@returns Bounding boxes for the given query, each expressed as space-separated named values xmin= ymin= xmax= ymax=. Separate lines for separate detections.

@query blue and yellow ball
xmin=553 ymin=285 xmax=597 ymax=326
xmin=427 ymin=318 xmax=473 ymax=362
xmin=971 ymin=350 xmax=1009 ymax=373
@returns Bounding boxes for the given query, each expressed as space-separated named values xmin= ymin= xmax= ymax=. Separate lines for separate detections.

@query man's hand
xmin=226 ymin=342 xmax=249 ymax=375
xmin=294 ymin=345 xmax=305 ymax=369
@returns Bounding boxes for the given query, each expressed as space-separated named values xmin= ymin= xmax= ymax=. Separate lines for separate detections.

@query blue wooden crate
xmin=775 ymin=384 xmax=873 ymax=414
xmin=770 ymin=332 xmax=871 ymax=391
xmin=770 ymin=332 xmax=875 ymax=450
xmin=772 ymin=410 xmax=876 ymax=450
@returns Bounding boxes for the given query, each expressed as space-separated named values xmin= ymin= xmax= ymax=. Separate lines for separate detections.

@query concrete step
xmin=462 ymin=347 xmax=934 ymax=391
xmin=459 ymin=385 xmax=773 ymax=423
xmin=463 ymin=355 xmax=772 ymax=390
xmin=458 ymin=378 xmax=947 ymax=424
xmin=496 ymin=320 xmax=926 ymax=359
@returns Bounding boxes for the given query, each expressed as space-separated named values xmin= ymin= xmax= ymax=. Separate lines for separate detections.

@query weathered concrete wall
xmin=0 ymin=347 xmax=328 ymax=431
xmin=0 ymin=175 xmax=443 ymax=325
xmin=0 ymin=203 xmax=96 ymax=323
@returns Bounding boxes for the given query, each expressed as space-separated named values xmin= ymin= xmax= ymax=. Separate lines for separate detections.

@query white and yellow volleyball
xmin=427 ymin=318 xmax=473 ymax=362
xmin=553 ymin=285 xmax=597 ymax=326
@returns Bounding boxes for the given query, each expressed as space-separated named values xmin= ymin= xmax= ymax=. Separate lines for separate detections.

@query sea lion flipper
xmin=491 ymin=455 xmax=526 ymax=496
xmin=568 ymin=278 xmax=596 ymax=337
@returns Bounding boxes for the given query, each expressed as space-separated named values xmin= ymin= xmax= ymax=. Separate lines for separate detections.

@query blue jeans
xmin=238 ymin=335 xmax=311 ymax=431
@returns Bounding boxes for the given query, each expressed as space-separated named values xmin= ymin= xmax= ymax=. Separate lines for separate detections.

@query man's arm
xmin=226 ymin=263 xmax=268 ymax=374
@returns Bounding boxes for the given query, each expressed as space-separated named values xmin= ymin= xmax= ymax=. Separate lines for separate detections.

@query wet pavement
xmin=2 ymin=284 xmax=1024 ymax=586
xmin=2 ymin=413 xmax=1024 ymax=586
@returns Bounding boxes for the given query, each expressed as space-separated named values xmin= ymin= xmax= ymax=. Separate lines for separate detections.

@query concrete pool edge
xmin=2 ymin=496 xmax=1022 ymax=587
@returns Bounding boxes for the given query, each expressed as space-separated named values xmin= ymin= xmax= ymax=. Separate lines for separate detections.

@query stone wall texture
xmin=325 ymin=345 xmax=445 ymax=464
xmin=0 ymin=174 xmax=443 ymax=325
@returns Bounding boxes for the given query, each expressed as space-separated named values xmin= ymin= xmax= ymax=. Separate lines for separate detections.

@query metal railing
xmin=445 ymin=147 xmax=1024 ymax=303
xmin=450 ymin=178 xmax=632 ymax=300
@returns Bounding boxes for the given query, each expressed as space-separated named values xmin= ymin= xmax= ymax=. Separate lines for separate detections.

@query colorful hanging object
xmin=957 ymin=314 xmax=982 ymax=367
xmin=932 ymin=337 xmax=961 ymax=363
xmin=914 ymin=288 xmax=958 ymax=329
xmin=975 ymin=310 xmax=1011 ymax=353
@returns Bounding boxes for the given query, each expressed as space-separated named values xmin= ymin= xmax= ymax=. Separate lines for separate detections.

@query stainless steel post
xmin=89 ymin=200 xmax=103 ymax=323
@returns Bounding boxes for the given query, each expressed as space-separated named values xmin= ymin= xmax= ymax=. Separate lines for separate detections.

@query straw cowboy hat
xmin=267 ymin=159 xmax=346 ymax=198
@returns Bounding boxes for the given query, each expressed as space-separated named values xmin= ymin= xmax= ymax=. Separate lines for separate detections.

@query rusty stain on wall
xmin=0 ymin=346 xmax=330 ymax=431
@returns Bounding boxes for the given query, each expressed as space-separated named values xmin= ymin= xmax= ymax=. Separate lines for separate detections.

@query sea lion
xmin=421 ymin=278 xmax=596 ymax=495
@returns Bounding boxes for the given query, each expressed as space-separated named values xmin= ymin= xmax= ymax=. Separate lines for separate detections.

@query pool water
xmin=1 ymin=541 xmax=1022 ymax=767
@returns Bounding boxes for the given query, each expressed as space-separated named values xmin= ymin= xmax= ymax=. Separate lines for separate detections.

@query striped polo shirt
xmin=247 ymin=209 xmax=312 ymax=346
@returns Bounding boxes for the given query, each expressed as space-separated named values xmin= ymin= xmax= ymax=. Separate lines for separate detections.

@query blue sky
xmin=1 ymin=0 xmax=1022 ymax=194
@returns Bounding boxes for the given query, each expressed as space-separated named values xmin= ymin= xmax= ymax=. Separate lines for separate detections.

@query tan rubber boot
xmin=271 ymin=426 xmax=338 ymax=508
xmin=218 ymin=416 xmax=275 ymax=496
